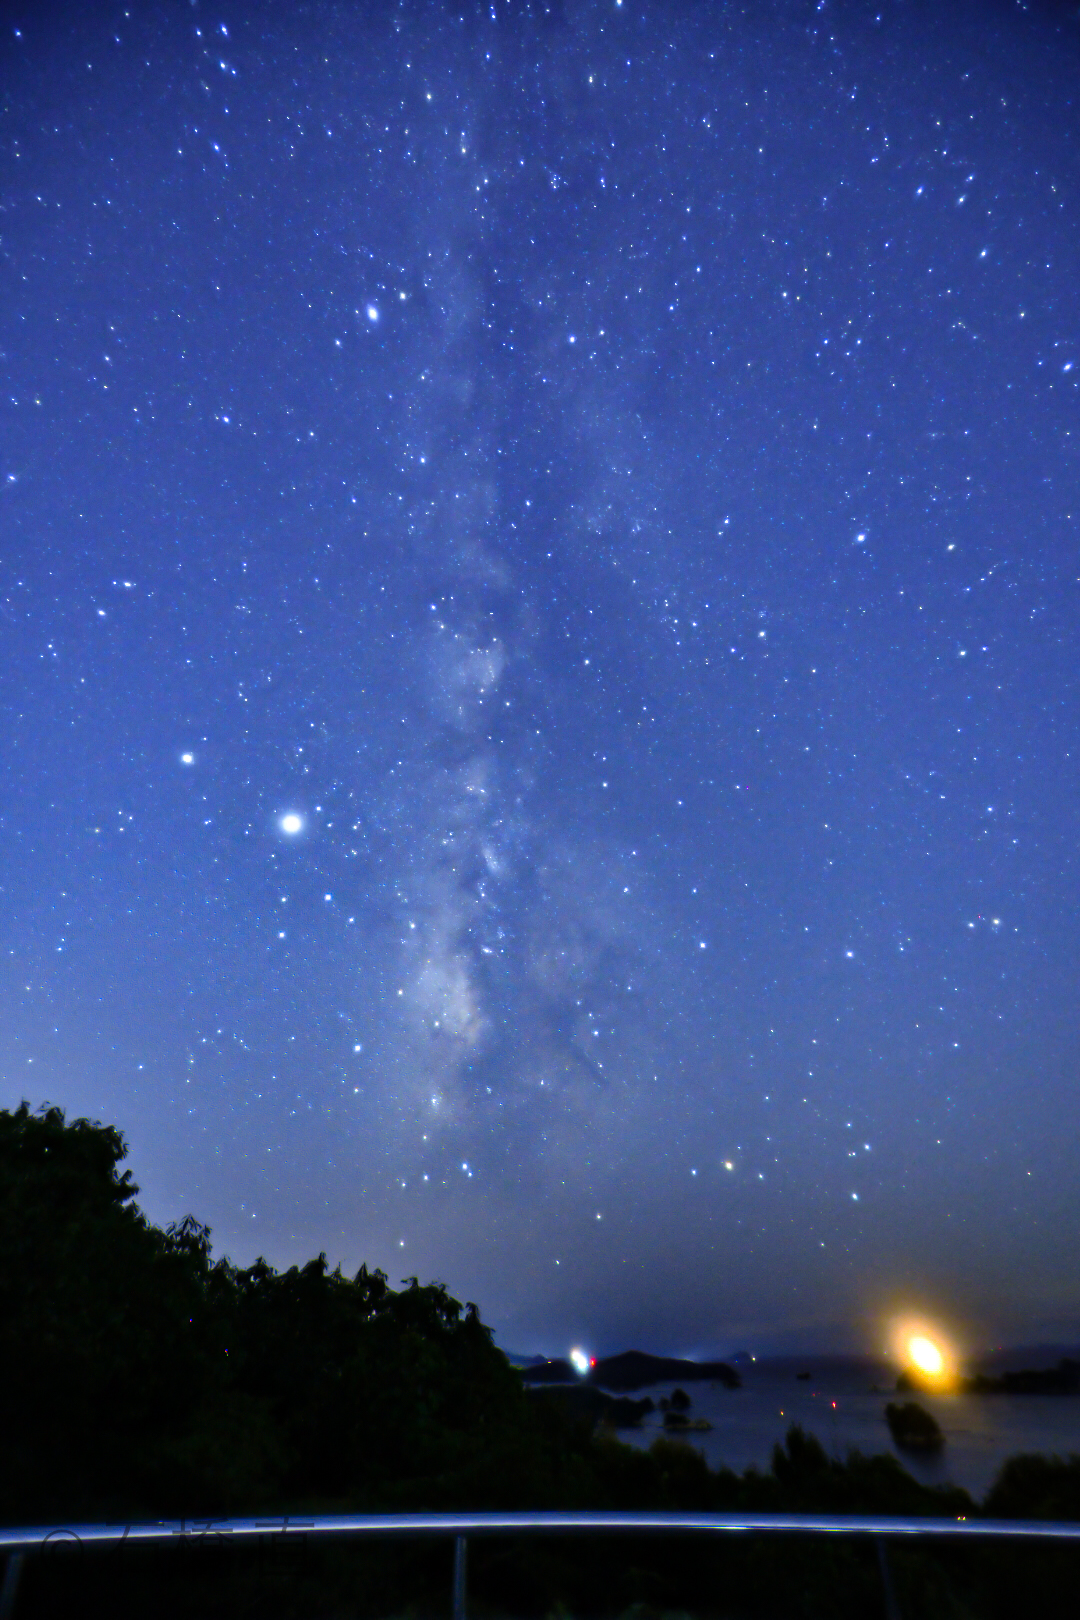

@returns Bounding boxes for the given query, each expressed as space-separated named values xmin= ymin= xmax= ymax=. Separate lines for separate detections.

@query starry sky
xmin=2 ymin=0 xmax=1079 ymax=1359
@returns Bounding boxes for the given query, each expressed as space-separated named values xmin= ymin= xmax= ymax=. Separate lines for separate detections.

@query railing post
xmin=874 ymin=1534 xmax=902 ymax=1620
xmin=0 ymin=1552 xmax=24 ymax=1620
xmin=452 ymin=1534 xmax=467 ymax=1620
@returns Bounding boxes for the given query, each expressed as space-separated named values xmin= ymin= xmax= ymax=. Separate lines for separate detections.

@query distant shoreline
xmin=514 ymin=1348 xmax=1080 ymax=1398
xmin=520 ymin=1349 xmax=741 ymax=1391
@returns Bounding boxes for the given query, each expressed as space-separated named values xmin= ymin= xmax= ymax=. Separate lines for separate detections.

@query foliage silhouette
xmin=3 ymin=1101 xmax=1080 ymax=1617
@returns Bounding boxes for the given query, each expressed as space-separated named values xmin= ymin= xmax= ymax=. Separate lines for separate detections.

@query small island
xmin=885 ymin=1400 xmax=945 ymax=1454
xmin=521 ymin=1349 xmax=741 ymax=1390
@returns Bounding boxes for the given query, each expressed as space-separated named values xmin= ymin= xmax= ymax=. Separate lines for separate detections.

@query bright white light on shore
xmin=909 ymin=1335 xmax=944 ymax=1375
xmin=280 ymin=813 xmax=304 ymax=835
xmin=569 ymin=1347 xmax=591 ymax=1377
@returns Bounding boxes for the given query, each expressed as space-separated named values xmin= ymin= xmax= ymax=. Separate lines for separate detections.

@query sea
xmin=607 ymin=1356 xmax=1080 ymax=1501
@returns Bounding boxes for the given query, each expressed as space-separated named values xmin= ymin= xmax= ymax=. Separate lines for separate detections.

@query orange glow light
xmin=887 ymin=1316 xmax=957 ymax=1387
xmin=908 ymin=1335 xmax=944 ymax=1376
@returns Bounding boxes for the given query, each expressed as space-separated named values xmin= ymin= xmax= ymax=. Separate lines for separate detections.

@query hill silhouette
xmin=4 ymin=1100 xmax=1080 ymax=1620
xmin=523 ymin=1349 xmax=741 ymax=1390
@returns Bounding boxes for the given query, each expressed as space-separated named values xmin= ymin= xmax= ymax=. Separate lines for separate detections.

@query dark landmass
xmin=898 ymin=1359 xmax=1080 ymax=1396
xmin=885 ymin=1400 xmax=945 ymax=1454
xmin=663 ymin=1411 xmax=713 ymax=1433
xmin=521 ymin=1349 xmax=741 ymax=1390
xmin=519 ymin=1357 xmax=575 ymax=1383
xmin=526 ymin=1385 xmax=657 ymax=1430
xmin=5 ymin=1100 xmax=1080 ymax=1620
xmin=534 ymin=1381 xmax=758 ymax=1437
xmin=609 ymin=1394 xmax=657 ymax=1427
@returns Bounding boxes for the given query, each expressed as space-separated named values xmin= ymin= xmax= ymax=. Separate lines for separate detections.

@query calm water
xmin=610 ymin=1358 xmax=1080 ymax=1500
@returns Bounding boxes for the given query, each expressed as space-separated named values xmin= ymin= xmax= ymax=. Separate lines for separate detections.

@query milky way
xmin=1 ymin=0 xmax=1078 ymax=1356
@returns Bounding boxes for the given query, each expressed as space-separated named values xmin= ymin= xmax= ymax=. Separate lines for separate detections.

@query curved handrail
xmin=2 ymin=1507 xmax=1080 ymax=1554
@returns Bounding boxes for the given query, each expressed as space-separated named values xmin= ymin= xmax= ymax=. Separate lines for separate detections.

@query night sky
xmin=2 ymin=0 xmax=1078 ymax=1360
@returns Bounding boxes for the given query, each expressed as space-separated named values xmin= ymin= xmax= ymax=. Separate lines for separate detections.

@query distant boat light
xmin=569 ymin=1347 xmax=591 ymax=1377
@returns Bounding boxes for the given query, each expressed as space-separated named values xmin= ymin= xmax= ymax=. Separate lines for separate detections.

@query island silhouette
xmin=521 ymin=1349 xmax=741 ymax=1391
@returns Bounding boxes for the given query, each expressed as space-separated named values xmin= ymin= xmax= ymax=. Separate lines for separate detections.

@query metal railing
xmin=3 ymin=1509 xmax=1079 ymax=1620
